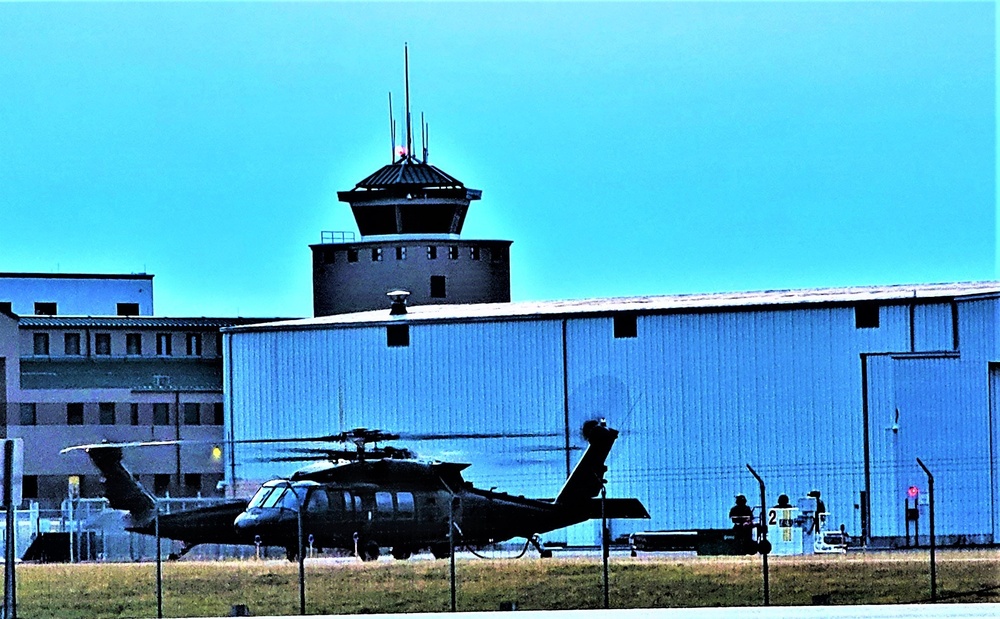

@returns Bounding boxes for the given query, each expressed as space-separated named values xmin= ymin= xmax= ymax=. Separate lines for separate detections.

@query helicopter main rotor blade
xmin=60 ymin=439 xmax=190 ymax=454
xmin=62 ymin=429 xmax=564 ymax=454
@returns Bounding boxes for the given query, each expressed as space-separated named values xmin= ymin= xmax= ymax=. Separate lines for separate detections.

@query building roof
xmin=19 ymin=316 xmax=286 ymax=329
xmin=0 ymin=272 xmax=153 ymax=280
xmin=225 ymin=281 xmax=1000 ymax=333
xmin=347 ymin=157 xmax=465 ymax=191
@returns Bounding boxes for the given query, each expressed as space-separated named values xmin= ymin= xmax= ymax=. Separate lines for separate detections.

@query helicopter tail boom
xmin=84 ymin=446 xmax=157 ymax=527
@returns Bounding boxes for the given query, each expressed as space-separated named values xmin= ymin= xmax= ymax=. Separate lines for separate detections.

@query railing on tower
xmin=320 ymin=231 xmax=356 ymax=244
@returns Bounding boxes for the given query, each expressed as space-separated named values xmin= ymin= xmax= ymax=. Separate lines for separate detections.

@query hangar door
xmin=866 ymin=354 xmax=992 ymax=545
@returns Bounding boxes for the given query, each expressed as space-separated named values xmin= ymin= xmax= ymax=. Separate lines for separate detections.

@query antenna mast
xmin=388 ymin=92 xmax=395 ymax=162
xmin=404 ymin=43 xmax=413 ymax=160
xmin=421 ymin=112 xmax=428 ymax=163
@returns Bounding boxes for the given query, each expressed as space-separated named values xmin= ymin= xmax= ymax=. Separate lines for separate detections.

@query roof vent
xmin=387 ymin=290 xmax=410 ymax=315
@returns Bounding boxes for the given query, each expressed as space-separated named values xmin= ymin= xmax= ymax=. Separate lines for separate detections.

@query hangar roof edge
xmin=223 ymin=281 xmax=1000 ymax=333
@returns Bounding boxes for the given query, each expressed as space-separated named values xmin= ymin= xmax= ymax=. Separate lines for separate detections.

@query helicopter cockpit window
xmin=306 ymin=488 xmax=329 ymax=514
xmin=278 ymin=487 xmax=303 ymax=510
xmin=396 ymin=492 xmax=415 ymax=518
xmin=261 ymin=487 xmax=287 ymax=509
xmin=248 ymin=487 xmax=275 ymax=509
xmin=375 ymin=491 xmax=393 ymax=513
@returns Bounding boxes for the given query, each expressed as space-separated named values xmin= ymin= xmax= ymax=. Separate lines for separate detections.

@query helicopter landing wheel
xmin=430 ymin=544 xmax=451 ymax=560
xmin=361 ymin=540 xmax=381 ymax=562
xmin=391 ymin=546 xmax=412 ymax=560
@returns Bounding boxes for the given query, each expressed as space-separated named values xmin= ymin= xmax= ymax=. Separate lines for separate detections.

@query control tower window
xmin=347 ymin=249 xmax=359 ymax=263
xmin=396 ymin=247 xmax=406 ymax=260
xmin=34 ymin=302 xmax=56 ymax=315
xmin=372 ymin=248 xmax=383 ymax=262
xmin=427 ymin=246 xmax=437 ymax=260
xmin=448 ymin=245 xmax=459 ymax=260
xmin=430 ymin=276 xmax=447 ymax=299
xmin=470 ymin=247 xmax=480 ymax=260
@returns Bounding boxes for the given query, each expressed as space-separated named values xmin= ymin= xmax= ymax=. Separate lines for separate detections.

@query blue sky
xmin=0 ymin=2 xmax=994 ymax=317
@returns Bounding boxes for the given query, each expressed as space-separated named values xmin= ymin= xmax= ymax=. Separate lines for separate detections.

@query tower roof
xmin=349 ymin=156 xmax=466 ymax=191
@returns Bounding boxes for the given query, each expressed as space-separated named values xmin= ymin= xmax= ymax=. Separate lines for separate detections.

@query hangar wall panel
xmin=227 ymin=322 xmax=569 ymax=500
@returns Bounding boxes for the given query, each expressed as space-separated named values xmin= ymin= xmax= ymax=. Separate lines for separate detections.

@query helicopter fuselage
xmin=232 ymin=458 xmax=605 ymax=558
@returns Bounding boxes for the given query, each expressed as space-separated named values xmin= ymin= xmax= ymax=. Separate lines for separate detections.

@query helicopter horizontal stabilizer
xmin=83 ymin=446 xmax=156 ymax=527
xmin=584 ymin=497 xmax=650 ymax=520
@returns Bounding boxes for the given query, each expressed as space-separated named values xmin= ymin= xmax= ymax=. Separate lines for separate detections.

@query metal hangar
xmin=223 ymin=281 xmax=1000 ymax=548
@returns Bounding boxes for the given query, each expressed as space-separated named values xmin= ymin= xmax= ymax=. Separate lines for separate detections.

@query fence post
xmin=746 ymin=464 xmax=769 ymax=606
xmin=915 ymin=458 xmax=936 ymax=602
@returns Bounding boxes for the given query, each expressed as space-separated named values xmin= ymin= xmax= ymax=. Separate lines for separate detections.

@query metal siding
xmin=891 ymin=356 xmax=992 ymax=542
xmin=228 ymin=321 xmax=567 ymax=502
xmin=566 ymin=306 xmax=882 ymax=540
xmin=913 ymin=303 xmax=953 ymax=351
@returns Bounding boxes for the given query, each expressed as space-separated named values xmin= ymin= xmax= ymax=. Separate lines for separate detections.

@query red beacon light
xmin=907 ymin=486 xmax=920 ymax=498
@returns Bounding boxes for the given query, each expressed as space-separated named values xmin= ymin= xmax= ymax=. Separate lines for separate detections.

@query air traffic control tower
xmin=310 ymin=153 xmax=512 ymax=316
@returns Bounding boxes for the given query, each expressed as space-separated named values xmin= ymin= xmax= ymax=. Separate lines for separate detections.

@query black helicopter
xmin=69 ymin=420 xmax=649 ymax=561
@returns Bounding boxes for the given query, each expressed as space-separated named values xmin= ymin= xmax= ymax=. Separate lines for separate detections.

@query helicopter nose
xmin=234 ymin=510 xmax=261 ymax=532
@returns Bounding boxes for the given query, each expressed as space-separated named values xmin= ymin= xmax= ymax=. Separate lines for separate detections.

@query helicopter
xmin=68 ymin=420 xmax=649 ymax=561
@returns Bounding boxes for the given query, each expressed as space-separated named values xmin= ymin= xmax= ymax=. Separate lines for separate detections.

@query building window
xmin=34 ymin=302 xmax=56 ymax=315
xmin=347 ymin=248 xmax=359 ymax=263
xmin=117 ymin=302 xmax=140 ymax=316
xmin=186 ymin=333 xmax=202 ymax=356
xmin=213 ymin=402 xmax=224 ymax=425
xmin=855 ymin=303 xmax=880 ymax=329
xmin=94 ymin=333 xmax=111 ymax=355
xmin=183 ymin=403 xmax=200 ymax=425
xmin=372 ymin=247 xmax=383 ymax=262
xmin=33 ymin=333 xmax=50 ymax=356
xmin=154 ymin=474 xmax=170 ymax=496
xmin=492 ymin=246 xmax=508 ymax=263
xmin=130 ymin=403 xmax=140 ymax=426
xmin=470 ymin=246 xmax=480 ymax=260
xmin=156 ymin=333 xmax=172 ymax=356
xmin=64 ymin=333 xmax=82 ymax=355
xmin=183 ymin=473 xmax=202 ymax=494
xmin=0 ymin=302 xmax=11 ymax=314
xmin=396 ymin=246 xmax=406 ymax=260
xmin=448 ymin=245 xmax=459 ymax=260
xmin=99 ymin=402 xmax=115 ymax=425
xmin=153 ymin=403 xmax=170 ymax=425
xmin=22 ymin=475 xmax=37 ymax=499
xmin=386 ymin=324 xmax=410 ymax=348
xmin=126 ymin=333 xmax=142 ymax=355
xmin=430 ymin=276 xmax=446 ymax=299
xmin=19 ymin=403 xmax=36 ymax=426
xmin=67 ymin=403 xmax=84 ymax=426
xmin=614 ymin=314 xmax=638 ymax=339
xmin=427 ymin=245 xmax=437 ymax=260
